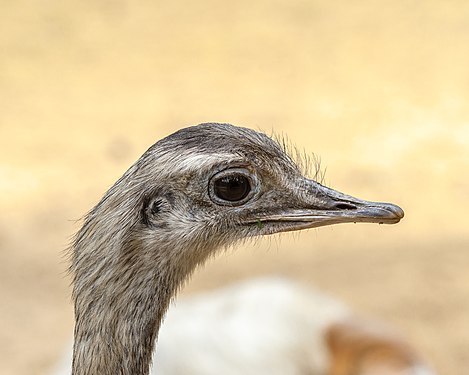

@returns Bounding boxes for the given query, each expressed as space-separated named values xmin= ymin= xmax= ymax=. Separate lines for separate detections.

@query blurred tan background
xmin=1 ymin=1 xmax=468 ymax=374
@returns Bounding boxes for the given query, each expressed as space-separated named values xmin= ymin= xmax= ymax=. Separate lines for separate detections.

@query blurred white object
xmin=52 ymin=278 xmax=437 ymax=375
xmin=156 ymin=277 xmax=347 ymax=375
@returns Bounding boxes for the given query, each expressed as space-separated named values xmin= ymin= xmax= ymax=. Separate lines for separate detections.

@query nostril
xmin=335 ymin=202 xmax=357 ymax=210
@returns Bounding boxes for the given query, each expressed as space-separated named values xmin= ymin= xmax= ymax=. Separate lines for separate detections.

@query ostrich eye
xmin=209 ymin=168 xmax=257 ymax=206
xmin=213 ymin=174 xmax=251 ymax=202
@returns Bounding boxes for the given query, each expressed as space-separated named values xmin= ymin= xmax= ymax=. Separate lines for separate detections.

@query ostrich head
xmin=71 ymin=123 xmax=404 ymax=375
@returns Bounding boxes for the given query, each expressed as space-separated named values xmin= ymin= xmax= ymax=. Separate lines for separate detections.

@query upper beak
xmin=251 ymin=179 xmax=404 ymax=231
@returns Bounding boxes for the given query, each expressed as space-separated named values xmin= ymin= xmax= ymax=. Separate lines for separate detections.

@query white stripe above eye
xmin=167 ymin=153 xmax=241 ymax=174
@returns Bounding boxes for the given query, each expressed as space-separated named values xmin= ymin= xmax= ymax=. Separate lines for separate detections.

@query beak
xmin=249 ymin=179 xmax=404 ymax=232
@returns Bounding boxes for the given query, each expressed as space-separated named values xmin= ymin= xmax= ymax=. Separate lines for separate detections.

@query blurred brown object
xmin=327 ymin=318 xmax=431 ymax=375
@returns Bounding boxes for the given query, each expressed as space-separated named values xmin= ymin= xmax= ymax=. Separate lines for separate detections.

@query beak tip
xmin=388 ymin=203 xmax=405 ymax=220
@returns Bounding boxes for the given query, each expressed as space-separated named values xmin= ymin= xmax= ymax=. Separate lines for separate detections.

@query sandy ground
xmin=1 ymin=1 xmax=468 ymax=374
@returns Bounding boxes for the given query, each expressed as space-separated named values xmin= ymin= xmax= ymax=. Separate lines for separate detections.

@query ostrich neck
xmin=71 ymin=238 xmax=198 ymax=375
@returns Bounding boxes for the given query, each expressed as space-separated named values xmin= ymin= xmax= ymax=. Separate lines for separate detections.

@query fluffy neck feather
xmin=70 ymin=182 xmax=214 ymax=375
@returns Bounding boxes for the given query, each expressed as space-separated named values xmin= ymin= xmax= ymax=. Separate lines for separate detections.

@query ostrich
xmin=70 ymin=123 xmax=404 ymax=375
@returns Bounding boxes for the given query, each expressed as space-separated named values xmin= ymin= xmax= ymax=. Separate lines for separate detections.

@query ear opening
xmin=141 ymin=194 xmax=165 ymax=227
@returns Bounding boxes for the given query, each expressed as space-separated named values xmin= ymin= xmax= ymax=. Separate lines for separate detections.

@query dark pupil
xmin=214 ymin=175 xmax=251 ymax=202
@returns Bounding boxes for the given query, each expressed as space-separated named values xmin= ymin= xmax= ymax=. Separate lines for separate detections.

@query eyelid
xmin=214 ymin=163 xmax=252 ymax=175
